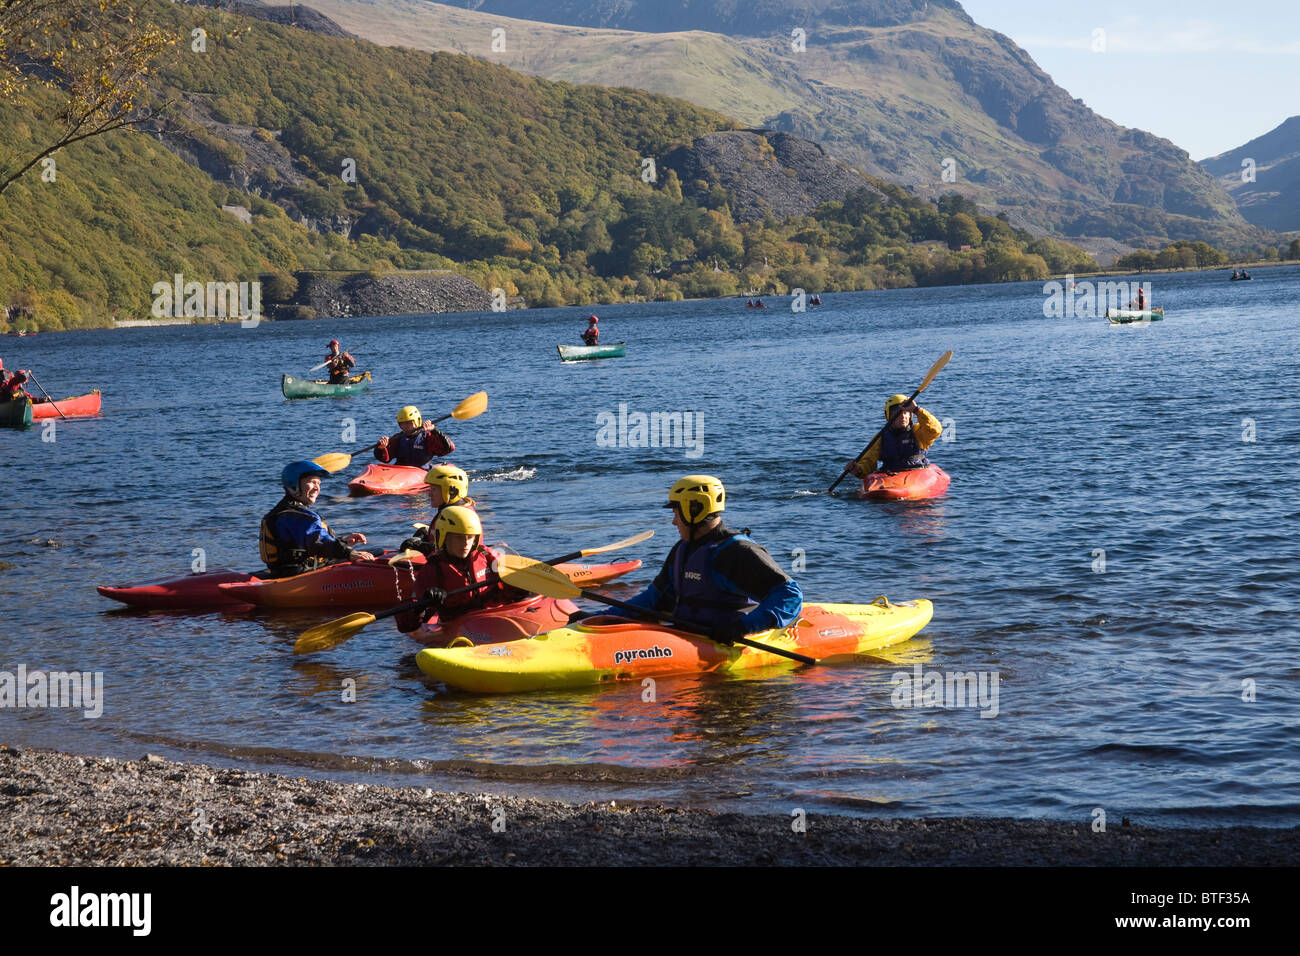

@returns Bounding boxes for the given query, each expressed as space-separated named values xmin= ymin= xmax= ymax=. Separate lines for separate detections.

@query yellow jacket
xmin=855 ymin=407 xmax=941 ymax=473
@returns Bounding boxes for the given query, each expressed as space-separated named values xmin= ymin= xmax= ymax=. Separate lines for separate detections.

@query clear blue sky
xmin=959 ymin=0 xmax=1299 ymax=159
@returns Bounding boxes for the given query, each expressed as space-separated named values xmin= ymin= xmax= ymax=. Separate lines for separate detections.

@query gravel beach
xmin=3 ymin=745 xmax=1297 ymax=866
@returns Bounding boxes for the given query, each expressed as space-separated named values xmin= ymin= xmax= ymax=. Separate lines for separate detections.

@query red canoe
xmin=406 ymin=594 xmax=580 ymax=647
xmin=220 ymin=557 xmax=642 ymax=609
xmin=860 ymin=464 xmax=951 ymax=501
xmin=32 ymin=390 xmax=101 ymax=420
xmin=348 ymin=463 xmax=429 ymax=496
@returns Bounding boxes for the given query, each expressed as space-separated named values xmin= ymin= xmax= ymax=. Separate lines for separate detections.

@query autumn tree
xmin=0 ymin=0 xmax=174 ymax=195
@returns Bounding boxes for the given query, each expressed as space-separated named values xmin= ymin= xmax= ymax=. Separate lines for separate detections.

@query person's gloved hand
xmin=422 ymin=587 xmax=447 ymax=607
xmin=399 ymin=537 xmax=423 ymax=553
xmin=712 ymin=617 xmax=749 ymax=646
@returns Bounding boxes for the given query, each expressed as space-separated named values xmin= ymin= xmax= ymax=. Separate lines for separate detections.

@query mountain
xmin=2 ymin=2 xmax=1096 ymax=330
xmin=1200 ymin=117 xmax=1300 ymax=233
xmin=306 ymin=0 xmax=1265 ymax=253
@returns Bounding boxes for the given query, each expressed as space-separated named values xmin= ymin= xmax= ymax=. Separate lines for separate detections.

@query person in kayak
xmin=607 ymin=475 xmax=803 ymax=645
xmin=398 ymin=465 xmax=477 ymax=555
xmin=846 ymin=394 xmax=942 ymax=477
xmin=260 ymin=460 xmax=375 ymax=578
xmin=393 ymin=506 xmax=525 ymax=636
xmin=324 ymin=340 xmax=356 ymax=384
xmin=582 ymin=315 xmax=599 ymax=346
xmin=374 ymin=405 xmax=455 ymax=468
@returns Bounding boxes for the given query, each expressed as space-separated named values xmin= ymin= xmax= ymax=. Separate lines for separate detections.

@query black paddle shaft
xmin=575 ymin=589 xmax=816 ymax=666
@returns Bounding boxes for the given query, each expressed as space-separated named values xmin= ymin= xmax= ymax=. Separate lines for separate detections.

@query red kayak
xmin=32 ymin=390 xmax=101 ymax=420
xmin=406 ymin=594 xmax=580 ymax=647
xmin=219 ymin=557 xmax=642 ymax=609
xmin=97 ymin=569 xmax=260 ymax=609
xmin=348 ymin=463 xmax=429 ymax=496
xmin=860 ymin=464 xmax=951 ymax=501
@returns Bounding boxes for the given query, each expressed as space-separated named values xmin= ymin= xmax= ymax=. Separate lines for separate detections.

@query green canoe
xmin=0 ymin=396 xmax=33 ymax=430
xmin=557 ymin=342 xmax=627 ymax=361
xmin=281 ymin=371 xmax=372 ymax=399
xmin=1106 ymin=308 xmax=1164 ymax=325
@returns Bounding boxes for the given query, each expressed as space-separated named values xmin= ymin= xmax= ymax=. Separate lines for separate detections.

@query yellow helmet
xmin=433 ymin=505 xmax=482 ymax=551
xmin=424 ymin=464 xmax=468 ymax=503
xmin=397 ymin=405 xmax=422 ymax=427
xmin=665 ymin=475 xmax=725 ymax=525
xmin=884 ymin=394 xmax=910 ymax=420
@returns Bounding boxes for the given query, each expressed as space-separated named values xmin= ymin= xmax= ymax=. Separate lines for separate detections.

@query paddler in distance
xmin=393 ymin=506 xmax=526 ymax=639
xmin=607 ymin=475 xmax=802 ymax=645
xmin=260 ymin=460 xmax=375 ymax=577
xmin=375 ymin=405 xmax=454 ymax=468
xmin=399 ymin=464 xmax=476 ymax=556
xmin=324 ymin=339 xmax=356 ymax=384
xmin=846 ymin=395 xmax=941 ymax=478
xmin=582 ymin=315 xmax=599 ymax=346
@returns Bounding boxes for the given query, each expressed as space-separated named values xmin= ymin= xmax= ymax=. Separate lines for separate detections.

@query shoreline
xmin=6 ymin=260 xmax=1295 ymax=336
xmin=3 ymin=745 xmax=1296 ymax=866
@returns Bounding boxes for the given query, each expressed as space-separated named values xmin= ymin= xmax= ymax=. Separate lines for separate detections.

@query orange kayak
xmin=406 ymin=594 xmax=579 ymax=647
xmin=219 ymin=557 xmax=642 ymax=609
xmin=348 ymin=463 xmax=429 ymax=496
xmin=32 ymin=390 xmax=101 ymax=419
xmin=861 ymin=464 xmax=950 ymax=501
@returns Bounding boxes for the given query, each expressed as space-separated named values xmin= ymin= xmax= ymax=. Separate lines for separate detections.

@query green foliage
xmin=1117 ymin=240 xmax=1228 ymax=271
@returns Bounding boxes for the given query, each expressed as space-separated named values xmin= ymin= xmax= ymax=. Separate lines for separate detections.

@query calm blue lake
xmin=3 ymin=265 xmax=1298 ymax=827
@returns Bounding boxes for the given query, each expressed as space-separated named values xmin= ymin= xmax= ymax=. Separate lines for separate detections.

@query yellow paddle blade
xmin=387 ymin=549 xmax=422 ymax=565
xmin=579 ymin=529 xmax=653 ymax=557
xmin=450 ymin=391 xmax=488 ymax=421
xmin=412 ymin=522 xmax=428 ymax=531
xmin=917 ymin=350 xmax=952 ymax=394
xmin=293 ymin=612 xmax=377 ymax=655
xmin=312 ymin=452 xmax=352 ymax=474
xmin=496 ymin=554 xmax=582 ymax=600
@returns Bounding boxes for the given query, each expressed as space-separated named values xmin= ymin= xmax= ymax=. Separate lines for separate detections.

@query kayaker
xmin=582 ymin=316 xmax=599 ymax=346
xmin=608 ymin=475 xmax=803 ymax=645
xmin=845 ymin=395 xmax=942 ymax=477
xmin=374 ymin=406 xmax=454 ymax=468
xmin=1136 ymin=287 xmax=1146 ymax=310
xmin=399 ymin=465 xmax=477 ymax=556
xmin=260 ymin=460 xmax=375 ymax=578
xmin=393 ymin=506 xmax=525 ymax=637
xmin=324 ymin=340 xmax=356 ymax=384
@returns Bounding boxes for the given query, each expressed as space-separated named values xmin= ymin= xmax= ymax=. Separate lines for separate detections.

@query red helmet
xmin=12 ymin=369 xmax=29 ymax=383
xmin=328 ymin=339 xmax=340 ymax=348
xmin=588 ymin=315 xmax=598 ymax=324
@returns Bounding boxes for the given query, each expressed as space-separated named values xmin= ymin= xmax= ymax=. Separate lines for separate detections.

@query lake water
xmin=3 ymin=265 xmax=1298 ymax=827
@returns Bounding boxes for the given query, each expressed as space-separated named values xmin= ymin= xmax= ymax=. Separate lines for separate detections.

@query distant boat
xmin=1106 ymin=308 xmax=1165 ymax=325
xmin=557 ymin=342 xmax=626 ymax=361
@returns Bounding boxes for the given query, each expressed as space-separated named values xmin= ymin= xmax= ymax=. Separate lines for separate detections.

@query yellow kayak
xmin=416 ymin=599 xmax=932 ymax=693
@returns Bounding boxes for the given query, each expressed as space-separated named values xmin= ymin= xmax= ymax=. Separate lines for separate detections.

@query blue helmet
xmin=282 ymin=460 xmax=329 ymax=494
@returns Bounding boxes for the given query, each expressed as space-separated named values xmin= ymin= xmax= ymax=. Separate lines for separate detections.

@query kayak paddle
xmin=385 ymin=528 xmax=654 ymax=567
xmin=313 ymin=390 xmax=488 ymax=474
xmin=25 ymin=373 xmax=68 ymax=421
xmin=496 ymin=554 xmax=816 ymax=666
xmin=294 ymin=529 xmax=653 ymax=654
xmin=827 ymin=350 xmax=952 ymax=494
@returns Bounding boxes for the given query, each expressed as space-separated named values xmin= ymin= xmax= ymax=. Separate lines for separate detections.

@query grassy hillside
xmin=0 ymin=2 xmax=1098 ymax=330
xmin=309 ymin=0 xmax=1264 ymax=251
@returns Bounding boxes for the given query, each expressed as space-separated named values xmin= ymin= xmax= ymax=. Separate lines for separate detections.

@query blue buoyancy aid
xmin=670 ymin=533 xmax=755 ymax=627
xmin=879 ymin=425 xmax=928 ymax=471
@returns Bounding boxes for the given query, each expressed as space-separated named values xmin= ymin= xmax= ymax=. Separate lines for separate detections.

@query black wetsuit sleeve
xmin=711 ymin=538 xmax=792 ymax=600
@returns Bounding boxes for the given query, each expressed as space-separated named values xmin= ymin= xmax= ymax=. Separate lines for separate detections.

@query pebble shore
xmin=3 ymin=746 xmax=1295 ymax=866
